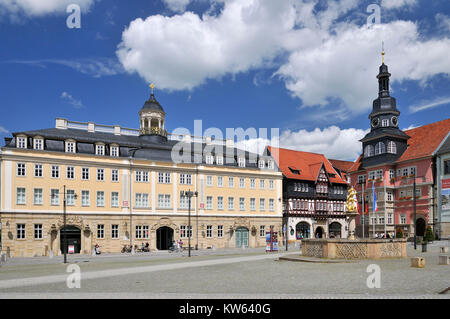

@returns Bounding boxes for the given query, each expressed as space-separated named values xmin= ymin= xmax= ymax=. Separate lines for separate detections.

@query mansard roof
xmin=4 ymin=127 xmax=274 ymax=169
xmin=267 ymin=146 xmax=347 ymax=184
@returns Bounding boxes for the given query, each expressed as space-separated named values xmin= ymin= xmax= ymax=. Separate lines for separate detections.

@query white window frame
xmin=217 ymin=196 xmax=224 ymax=210
xmin=97 ymin=168 xmax=105 ymax=181
xmin=96 ymin=144 xmax=105 ymax=156
xmin=217 ymin=225 xmax=223 ymax=238
xmin=258 ymin=160 xmax=265 ymax=169
xmin=16 ymin=187 xmax=26 ymax=205
xmin=33 ymin=138 xmax=43 ymax=150
xmin=81 ymin=190 xmax=90 ymax=207
xmin=81 ymin=167 xmax=90 ymax=180
xmin=111 ymin=192 xmax=119 ymax=207
xmin=206 ymin=225 xmax=212 ymax=238
xmin=111 ymin=169 xmax=119 ymax=182
xmin=66 ymin=166 xmax=75 ymax=180
xmin=112 ymin=224 xmax=119 ymax=239
xmin=250 ymin=198 xmax=256 ymax=211
xmin=17 ymin=136 xmax=27 ymax=149
xmin=51 ymin=165 xmax=60 ymax=179
xmin=228 ymin=177 xmax=234 ymax=188
xmin=33 ymin=188 xmax=43 ymax=205
xmin=260 ymin=198 xmax=266 ymax=211
xmin=238 ymin=157 xmax=245 ymax=167
xmin=17 ymin=224 xmax=26 ymax=239
xmin=110 ymin=146 xmax=119 ymax=157
xmin=217 ymin=176 xmax=223 ymax=187
xmin=34 ymin=164 xmax=43 ymax=178
xmin=239 ymin=197 xmax=245 ymax=211
xmin=17 ymin=163 xmax=26 ymax=176
xmin=206 ymin=175 xmax=213 ymax=186
xmin=97 ymin=224 xmax=104 ymax=239
xmin=34 ymin=224 xmax=43 ymax=239
xmin=65 ymin=141 xmax=76 ymax=153
xmin=51 ymin=189 xmax=60 ymax=206
xmin=206 ymin=196 xmax=213 ymax=210
xmin=216 ymin=156 xmax=223 ymax=165
xmin=96 ymin=191 xmax=105 ymax=207
xmin=228 ymin=197 xmax=234 ymax=210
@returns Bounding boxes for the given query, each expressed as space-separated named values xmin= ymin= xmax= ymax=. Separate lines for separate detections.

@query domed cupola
xmin=139 ymin=84 xmax=168 ymax=142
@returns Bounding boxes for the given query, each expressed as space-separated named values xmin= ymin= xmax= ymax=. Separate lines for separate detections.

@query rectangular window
xmin=111 ymin=192 xmax=119 ymax=207
xmin=409 ymin=167 xmax=416 ymax=176
xmin=16 ymin=188 xmax=26 ymax=205
xmin=388 ymin=214 xmax=393 ymax=225
xmin=217 ymin=196 xmax=224 ymax=210
xmin=216 ymin=156 xmax=223 ymax=165
xmin=239 ymin=197 xmax=245 ymax=211
xmin=17 ymin=224 xmax=26 ymax=239
xmin=239 ymin=178 xmax=245 ymax=188
xmin=136 ymin=225 xmax=142 ymax=239
xmin=402 ymin=168 xmax=408 ymax=176
xmin=180 ymin=225 xmax=192 ymax=238
xmin=180 ymin=225 xmax=186 ymax=238
xmin=387 ymin=191 xmax=393 ymax=201
xmin=33 ymin=188 xmax=43 ymax=205
xmin=358 ymin=175 xmax=366 ymax=184
xmin=260 ymin=225 xmax=265 ymax=237
xmin=112 ymin=225 xmax=119 ymax=239
xmin=34 ymin=164 xmax=43 ymax=177
xmin=415 ymin=187 xmax=422 ymax=198
xmin=260 ymin=179 xmax=265 ymax=189
xmin=136 ymin=171 xmax=149 ymax=182
xmin=400 ymin=215 xmax=406 ymax=224
xmin=136 ymin=193 xmax=149 ymax=208
xmin=259 ymin=160 xmax=265 ymax=169
xmin=96 ymin=145 xmax=105 ymax=156
xmin=66 ymin=141 xmax=75 ymax=153
xmin=51 ymin=189 xmax=60 ymax=206
xmin=250 ymin=198 xmax=256 ymax=211
xmin=51 ymin=165 xmax=59 ymax=178
xmin=238 ymin=157 xmax=245 ymax=167
xmin=389 ymin=169 xmax=395 ymax=180
xmin=158 ymin=172 xmax=171 ymax=183
xmin=217 ymin=176 xmax=223 ymax=187
xmin=206 ymin=196 xmax=213 ymax=210
xmin=269 ymin=198 xmax=274 ymax=211
xmin=17 ymin=137 xmax=27 ymax=149
xmin=96 ymin=191 xmax=105 ymax=207
xmin=97 ymin=225 xmax=104 ymax=239
xmin=158 ymin=194 xmax=171 ymax=208
xmin=376 ymin=170 xmax=383 ymax=180
xmin=206 ymin=225 xmax=212 ymax=238
xmin=206 ymin=175 xmax=213 ymax=186
xmin=97 ymin=168 xmax=105 ymax=181
xmin=260 ymin=198 xmax=265 ymax=211
xmin=218 ymin=225 xmax=223 ymax=238
xmin=82 ymin=168 xmax=90 ymax=180
xmin=62 ymin=190 xmax=73 ymax=206
xmin=111 ymin=169 xmax=119 ymax=182
xmin=228 ymin=177 xmax=234 ymax=188
xmin=228 ymin=197 xmax=234 ymax=210
xmin=269 ymin=180 xmax=274 ymax=190
xmin=179 ymin=174 xmax=192 ymax=185
xmin=17 ymin=163 xmax=26 ymax=176
xmin=111 ymin=146 xmax=119 ymax=157
xmin=179 ymin=194 xmax=189 ymax=209
xmin=34 ymin=224 xmax=43 ymax=239
xmin=205 ymin=155 xmax=214 ymax=165
xmin=143 ymin=225 xmax=149 ymax=238
xmin=250 ymin=178 xmax=256 ymax=189
xmin=382 ymin=119 xmax=389 ymax=127
xmin=81 ymin=190 xmax=90 ymax=207
xmin=66 ymin=166 xmax=75 ymax=179
xmin=268 ymin=160 xmax=274 ymax=169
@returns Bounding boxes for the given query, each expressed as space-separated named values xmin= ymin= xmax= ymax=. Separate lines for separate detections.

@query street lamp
xmin=52 ymin=186 xmax=77 ymax=264
xmin=180 ymin=190 xmax=198 ymax=257
xmin=128 ymin=147 xmax=142 ymax=253
xmin=413 ymin=171 xmax=417 ymax=250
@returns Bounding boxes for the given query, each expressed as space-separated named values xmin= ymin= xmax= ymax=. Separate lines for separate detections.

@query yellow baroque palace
xmin=0 ymin=91 xmax=282 ymax=257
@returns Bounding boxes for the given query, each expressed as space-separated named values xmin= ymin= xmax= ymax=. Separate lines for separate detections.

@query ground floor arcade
xmin=285 ymin=216 xmax=348 ymax=243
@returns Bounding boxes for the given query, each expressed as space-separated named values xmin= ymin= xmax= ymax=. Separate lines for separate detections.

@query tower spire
xmin=149 ymin=83 xmax=155 ymax=95
xmin=381 ymin=41 xmax=385 ymax=64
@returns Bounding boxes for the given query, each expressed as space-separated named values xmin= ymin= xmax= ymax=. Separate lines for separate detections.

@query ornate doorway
xmin=314 ymin=226 xmax=324 ymax=238
xmin=156 ymin=227 xmax=174 ymax=250
xmin=235 ymin=227 xmax=249 ymax=248
xmin=296 ymin=222 xmax=310 ymax=239
xmin=60 ymin=226 xmax=81 ymax=254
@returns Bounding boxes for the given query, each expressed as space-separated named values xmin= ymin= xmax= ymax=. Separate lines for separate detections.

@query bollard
xmin=411 ymin=257 xmax=425 ymax=268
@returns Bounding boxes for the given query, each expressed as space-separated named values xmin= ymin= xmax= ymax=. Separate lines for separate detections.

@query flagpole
xmin=384 ymin=176 xmax=387 ymax=238
xmin=372 ymin=181 xmax=375 ymax=238
xmin=362 ymin=182 xmax=365 ymax=239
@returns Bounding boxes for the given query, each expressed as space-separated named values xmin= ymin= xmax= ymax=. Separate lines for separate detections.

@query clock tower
xmin=360 ymin=50 xmax=409 ymax=168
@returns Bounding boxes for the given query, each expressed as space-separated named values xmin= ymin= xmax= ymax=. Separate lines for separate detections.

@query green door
xmin=235 ymin=227 xmax=249 ymax=248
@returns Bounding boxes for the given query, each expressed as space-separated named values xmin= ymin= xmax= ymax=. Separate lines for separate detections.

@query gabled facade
xmin=349 ymin=58 xmax=450 ymax=239
xmin=267 ymin=147 xmax=349 ymax=241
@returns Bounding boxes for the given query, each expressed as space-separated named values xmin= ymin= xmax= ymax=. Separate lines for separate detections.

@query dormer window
xmin=65 ymin=141 xmax=76 ymax=153
xmin=268 ymin=160 xmax=274 ymax=169
xmin=96 ymin=144 xmax=105 ymax=156
xmin=387 ymin=141 xmax=397 ymax=154
xmin=375 ymin=142 xmax=385 ymax=155
xmin=33 ymin=138 xmax=43 ymax=150
xmin=206 ymin=155 xmax=214 ymax=165
xmin=110 ymin=146 xmax=119 ymax=157
xmin=258 ymin=160 xmax=265 ymax=169
xmin=382 ymin=119 xmax=389 ymax=127
xmin=288 ymin=167 xmax=301 ymax=175
xmin=364 ymin=145 xmax=374 ymax=157
xmin=216 ymin=156 xmax=223 ymax=165
xmin=17 ymin=136 xmax=27 ymax=149
xmin=238 ymin=157 xmax=245 ymax=168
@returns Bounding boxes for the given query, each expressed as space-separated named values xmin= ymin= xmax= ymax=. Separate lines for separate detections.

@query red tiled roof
xmin=329 ymin=159 xmax=355 ymax=172
xmin=268 ymin=146 xmax=347 ymax=184
xmin=349 ymin=118 xmax=450 ymax=172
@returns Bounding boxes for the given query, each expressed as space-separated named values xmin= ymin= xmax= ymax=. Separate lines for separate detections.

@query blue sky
xmin=0 ymin=0 xmax=449 ymax=160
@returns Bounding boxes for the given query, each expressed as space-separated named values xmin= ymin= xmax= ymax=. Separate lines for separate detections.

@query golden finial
xmin=149 ymin=83 xmax=155 ymax=94
xmin=381 ymin=41 xmax=385 ymax=64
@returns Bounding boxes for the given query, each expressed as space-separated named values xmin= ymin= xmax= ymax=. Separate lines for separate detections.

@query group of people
xmin=374 ymin=232 xmax=395 ymax=239
xmin=170 ymin=239 xmax=184 ymax=252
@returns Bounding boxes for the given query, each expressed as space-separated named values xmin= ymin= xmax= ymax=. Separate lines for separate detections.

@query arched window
xmin=364 ymin=145 xmax=374 ymax=157
xmin=375 ymin=142 xmax=385 ymax=155
xmin=387 ymin=141 xmax=397 ymax=154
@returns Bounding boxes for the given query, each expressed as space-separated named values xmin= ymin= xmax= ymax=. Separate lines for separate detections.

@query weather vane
xmin=382 ymin=41 xmax=385 ymax=64
xmin=149 ymin=83 xmax=155 ymax=94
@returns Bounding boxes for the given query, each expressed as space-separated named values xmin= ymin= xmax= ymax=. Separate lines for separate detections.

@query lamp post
xmin=52 ymin=186 xmax=77 ymax=264
xmin=180 ymin=190 xmax=198 ymax=257
xmin=128 ymin=147 xmax=141 ymax=253
xmin=413 ymin=171 xmax=417 ymax=250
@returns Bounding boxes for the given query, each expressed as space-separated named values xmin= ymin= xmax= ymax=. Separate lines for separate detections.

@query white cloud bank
xmin=163 ymin=0 xmax=191 ymax=13
xmin=61 ymin=92 xmax=83 ymax=109
xmin=117 ymin=0 xmax=450 ymax=115
xmin=0 ymin=0 xmax=94 ymax=17
xmin=236 ymin=126 xmax=368 ymax=161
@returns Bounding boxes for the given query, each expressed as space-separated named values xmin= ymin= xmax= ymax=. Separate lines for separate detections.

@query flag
xmin=372 ymin=181 xmax=378 ymax=212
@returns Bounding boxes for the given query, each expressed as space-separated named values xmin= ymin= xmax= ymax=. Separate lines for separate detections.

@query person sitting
xmin=144 ymin=242 xmax=150 ymax=252
xmin=95 ymin=244 xmax=101 ymax=255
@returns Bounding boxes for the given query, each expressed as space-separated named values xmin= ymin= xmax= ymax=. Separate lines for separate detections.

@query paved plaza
xmin=0 ymin=242 xmax=449 ymax=298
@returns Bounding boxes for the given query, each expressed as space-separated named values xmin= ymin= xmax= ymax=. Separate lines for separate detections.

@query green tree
xmin=396 ymin=229 xmax=403 ymax=238
xmin=424 ymin=226 xmax=434 ymax=242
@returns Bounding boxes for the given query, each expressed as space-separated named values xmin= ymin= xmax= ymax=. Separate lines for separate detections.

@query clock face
xmin=391 ymin=116 xmax=398 ymax=126
xmin=371 ymin=118 xmax=379 ymax=127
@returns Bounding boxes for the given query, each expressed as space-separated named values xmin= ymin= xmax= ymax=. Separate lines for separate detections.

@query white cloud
xmin=163 ymin=0 xmax=191 ymax=13
xmin=235 ymin=126 xmax=368 ymax=161
xmin=117 ymin=0 xmax=450 ymax=117
xmin=381 ymin=0 xmax=417 ymax=9
xmin=0 ymin=126 xmax=9 ymax=134
xmin=436 ymin=13 xmax=450 ymax=32
xmin=61 ymin=92 xmax=83 ymax=109
xmin=409 ymin=96 xmax=450 ymax=113
xmin=0 ymin=0 xmax=94 ymax=17
xmin=6 ymin=58 xmax=125 ymax=78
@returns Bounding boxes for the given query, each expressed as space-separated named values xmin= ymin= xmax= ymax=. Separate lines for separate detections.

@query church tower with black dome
xmin=139 ymin=83 xmax=168 ymax=143
xmin=360 ymin=47 xmax=410 ymax=168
